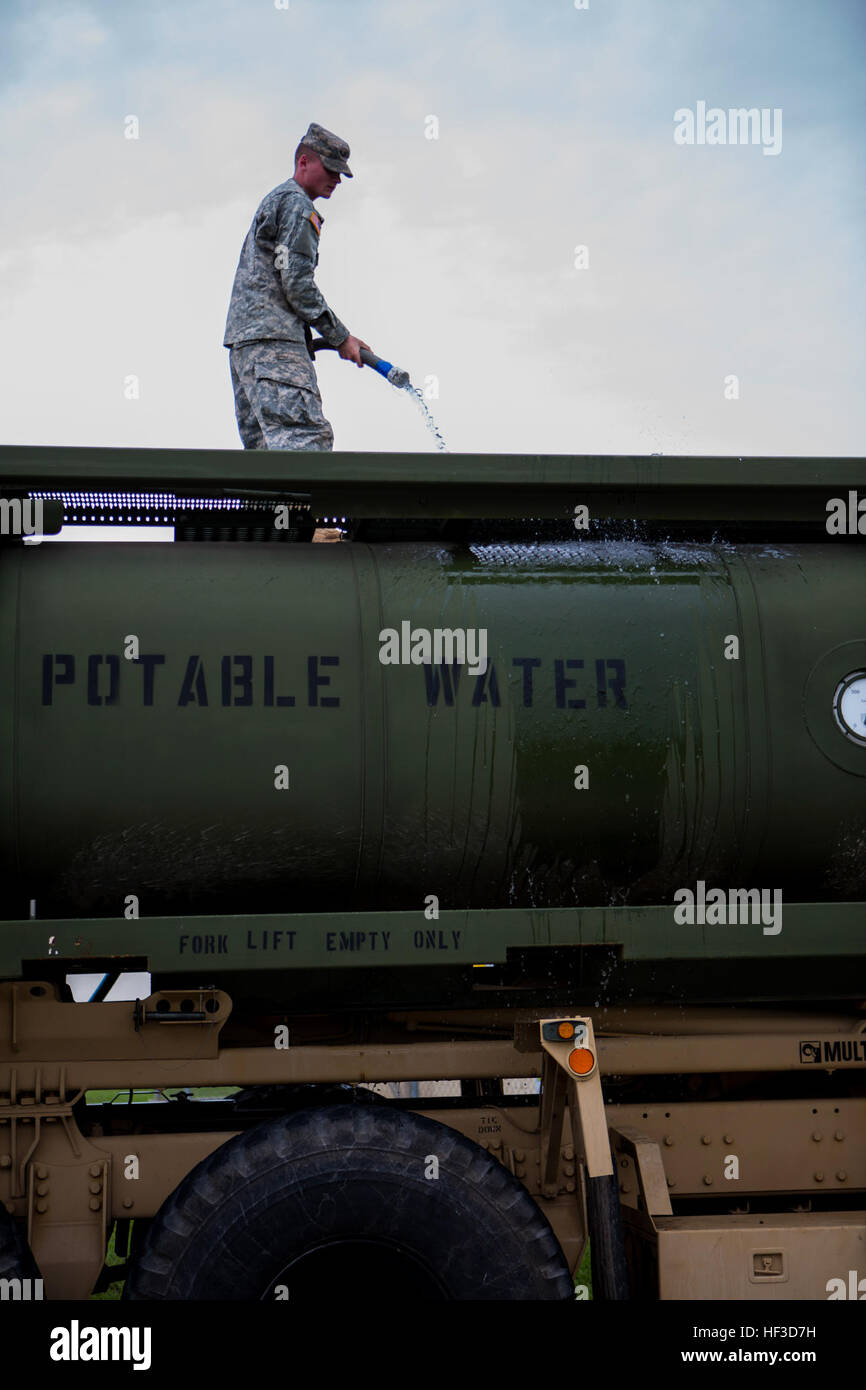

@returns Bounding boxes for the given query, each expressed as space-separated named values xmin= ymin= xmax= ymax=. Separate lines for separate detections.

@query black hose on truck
xmin=587 ymin=1171 xmax=631 ymax=1300
xmin=310 ymin=336 xmax=410 ymax=387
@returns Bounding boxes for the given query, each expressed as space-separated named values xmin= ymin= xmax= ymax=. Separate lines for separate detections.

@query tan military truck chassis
xmin=0 ymin=980 xmax=863 ymax=1301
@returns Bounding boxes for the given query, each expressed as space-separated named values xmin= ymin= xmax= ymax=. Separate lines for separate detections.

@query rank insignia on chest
xmin=309 ymin=211 xmax=322 ymax=236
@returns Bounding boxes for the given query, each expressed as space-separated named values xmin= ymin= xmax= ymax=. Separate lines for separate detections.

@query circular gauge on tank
xmin=833 ymin=671 xmax=866 ymax=744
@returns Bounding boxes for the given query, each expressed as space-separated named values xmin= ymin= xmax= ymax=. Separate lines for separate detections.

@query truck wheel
xmin=126 ymin=1105 xmax=573 ymax=1301
xmin=0 ymin=1206 xmax=40 ymax=1282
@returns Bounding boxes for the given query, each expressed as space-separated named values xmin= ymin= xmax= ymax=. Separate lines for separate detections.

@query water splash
xmin=402 ymin=382 xmax=448 ymax=452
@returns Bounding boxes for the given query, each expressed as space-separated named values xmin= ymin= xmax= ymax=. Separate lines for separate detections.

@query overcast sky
xmin=1 ymin=0 xmax=864 ymax=458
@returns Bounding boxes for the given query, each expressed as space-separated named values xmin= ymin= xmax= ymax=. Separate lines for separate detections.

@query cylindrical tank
xmin=1 ymin=538 xmax=864 ymax=917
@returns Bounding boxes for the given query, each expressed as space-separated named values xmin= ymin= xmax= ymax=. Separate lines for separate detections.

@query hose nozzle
xmin=387 ymin=364 xmax=411 ymax=389
xmin=359 ymin=347 xmax=409 ymax=389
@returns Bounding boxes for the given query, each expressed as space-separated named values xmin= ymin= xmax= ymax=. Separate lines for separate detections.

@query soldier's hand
xmin=337 ymin=334 xmax=371 ymax=368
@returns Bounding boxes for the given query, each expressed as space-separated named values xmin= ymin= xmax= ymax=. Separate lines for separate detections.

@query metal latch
xmin=133 ymin=989 xmax=221 ymax=1030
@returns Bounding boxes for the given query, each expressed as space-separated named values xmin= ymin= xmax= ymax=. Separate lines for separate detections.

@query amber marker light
xmin=568 ymin=1047 xmax=595 ymax=1075
xmin=541 ymin=1019 xmax=585 ymax=1042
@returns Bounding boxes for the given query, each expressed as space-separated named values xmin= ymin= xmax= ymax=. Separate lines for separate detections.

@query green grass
xmin=89 ymin=1222 xmax=129 ymax=1301
xmin=85 ymin=1087 xmax=238 ymax=1105
xmin=576 ymin=1241 xmax=592 ymax=1299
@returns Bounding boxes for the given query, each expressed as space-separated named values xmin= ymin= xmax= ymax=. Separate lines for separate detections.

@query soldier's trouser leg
xmin=230 ymin=341 xmax=334 ymax=451
xmin=229 ymin=352 xmax=266 ymax=449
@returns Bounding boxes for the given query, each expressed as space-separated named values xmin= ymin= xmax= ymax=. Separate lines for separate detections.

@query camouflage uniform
xmin=228 ymin=340 xmax=334 ymax=451
xmin=224 ymin=127 xmax=353 ymax=450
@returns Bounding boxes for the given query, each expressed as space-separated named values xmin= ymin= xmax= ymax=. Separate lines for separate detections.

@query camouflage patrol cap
xmin=300 ymin=122 xmax=353 ymax=178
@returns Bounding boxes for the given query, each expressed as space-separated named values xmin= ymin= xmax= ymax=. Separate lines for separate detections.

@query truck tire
xmin=0 ymin=1206 xmax=40 ymax=1283
xmin=126 ymin=1105 xmax=573 ymax=1301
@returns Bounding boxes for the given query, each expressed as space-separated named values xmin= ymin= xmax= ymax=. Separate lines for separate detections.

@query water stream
xmin=401 ymin=382 xmax=448 ymax=452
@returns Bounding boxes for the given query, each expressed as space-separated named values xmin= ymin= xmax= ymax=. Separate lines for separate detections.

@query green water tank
xmin=2 ymin=536 xmax=864 ymax=919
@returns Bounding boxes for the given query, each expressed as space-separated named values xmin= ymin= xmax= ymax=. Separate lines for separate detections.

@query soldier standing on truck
xmin=224 ymin=122 xmax=369 ymax=451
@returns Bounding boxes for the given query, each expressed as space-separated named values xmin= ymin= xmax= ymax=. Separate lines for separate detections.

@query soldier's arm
xmin=271 ymin=198 xmax=350 ymax=347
